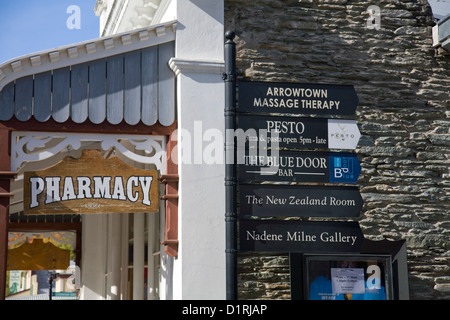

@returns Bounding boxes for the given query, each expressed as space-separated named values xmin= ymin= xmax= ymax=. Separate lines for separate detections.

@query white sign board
xmin=328 ymin=119 xmax=361 ymax=150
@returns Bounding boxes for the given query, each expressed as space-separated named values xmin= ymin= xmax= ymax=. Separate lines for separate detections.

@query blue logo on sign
xmin=329 ymin=155 xmax=360 ymax=183
xmin=334 ymin=157 xmax=341 ymax=168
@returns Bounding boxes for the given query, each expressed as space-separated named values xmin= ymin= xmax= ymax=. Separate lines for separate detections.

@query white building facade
xmin=0 ymin=0 xmax=226 ymax=300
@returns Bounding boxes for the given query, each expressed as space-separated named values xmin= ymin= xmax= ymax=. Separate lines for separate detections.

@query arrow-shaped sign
xmin=239 ymin=184 xmax=363 ymax=218
xmin=238 ymin=151 xmax=361 ymax=184
xmin=239 ymin=220 xmax=364 ymax=253
xmin=238 ymin=115 xmax=361 ymax=150
xmin=238 ymin=81 xmax=359 ymax=116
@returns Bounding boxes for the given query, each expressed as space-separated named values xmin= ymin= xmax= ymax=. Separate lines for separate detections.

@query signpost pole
xmin=224 ymin=30 xmax=237 ymax=300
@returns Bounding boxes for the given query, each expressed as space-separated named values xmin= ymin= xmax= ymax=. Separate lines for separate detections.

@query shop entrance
xmin=5 ymin=132 xmax=165 ymax=300
xmin=7 ymin=216 xmax=81 ymax=300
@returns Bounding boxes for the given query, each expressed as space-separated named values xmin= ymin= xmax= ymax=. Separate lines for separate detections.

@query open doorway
xmin=6 ymin=229 xmax=80 ymax=300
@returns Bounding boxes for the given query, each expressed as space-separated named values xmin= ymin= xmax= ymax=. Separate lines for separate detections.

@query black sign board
xmin=238 ymin=115 xmax=360 ymax=150
xmin=238 ymin=150 xmax=361 ymax=184
xmin=239 ymin=220 xmax=364 ymax=253
xmin=239 ymin=184 xmax=363 ymax=218
xmin=238 ymin=81 xmax=359 ymax=116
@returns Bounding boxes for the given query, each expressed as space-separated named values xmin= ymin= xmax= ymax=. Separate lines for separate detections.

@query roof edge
xmin=0 ymin=20 xmax=177 ymax=92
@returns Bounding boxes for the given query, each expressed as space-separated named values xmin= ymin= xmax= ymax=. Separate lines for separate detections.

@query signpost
xmin=238 ymin=151 xmax=361 ymax=184
xmin=239 ymin=184 xmax=363 ymax=218
xmin=239 ymin=220 xmax=364 ymax=253
xmin=224 ymin=31 xmax=238 ymax=300
xmin=238 ymin=115 xmax=361 ymax=150
xmin=238 ymin=81 xmax=359 ymax=116
xmin=223 ymin=31 xmax=365 ymax=301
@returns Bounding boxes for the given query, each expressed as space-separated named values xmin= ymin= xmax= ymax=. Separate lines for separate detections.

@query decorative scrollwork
xmin=11 ymin=132 xmax=166 ymax=173
xmin=8 ymin=231 xmax=76 ymax=250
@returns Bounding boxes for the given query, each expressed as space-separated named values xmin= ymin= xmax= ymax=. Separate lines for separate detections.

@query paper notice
xmin=331 ymin=268 xmax=365 ymax=294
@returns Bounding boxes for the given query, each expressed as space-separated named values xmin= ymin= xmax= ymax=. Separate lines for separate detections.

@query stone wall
xmin=225 ymin=0 xmax=450 ymax=300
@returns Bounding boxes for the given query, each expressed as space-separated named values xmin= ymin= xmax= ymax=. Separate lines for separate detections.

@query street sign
xmin=239 ymin=220 xmax=364 ymax=253
xmin=238 ymin=151 xmax=361 ymax=183
xmin=238 ymin=81 xmax=359 ymax=116
xmin=239 ymin=184 xmax=363 ymax=218
xmin=238 ymin=115 xmax=361 ymax=150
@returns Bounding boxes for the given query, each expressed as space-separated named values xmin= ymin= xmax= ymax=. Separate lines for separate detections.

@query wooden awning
xmin=0 ymin=22 xmax=176 ymax=127
xmin=7 ymin=239 xmax=70 ymax=270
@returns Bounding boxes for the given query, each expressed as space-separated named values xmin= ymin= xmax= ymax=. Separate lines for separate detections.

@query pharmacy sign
xmin=24 ymin=150 xmax=159 ymax=214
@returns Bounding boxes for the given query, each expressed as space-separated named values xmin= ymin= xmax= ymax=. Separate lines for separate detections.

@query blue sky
xmin=0 ymin=0 xmax=99 ymax=63
xmin=429 ymin=0 xmax=450 ymax=19
xmin=0 ymin=1 xmax=449 ymax=64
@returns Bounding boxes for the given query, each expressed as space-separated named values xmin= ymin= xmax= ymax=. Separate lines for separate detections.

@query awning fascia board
xmin=0 ymin=20 xmax=177 ymax=92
